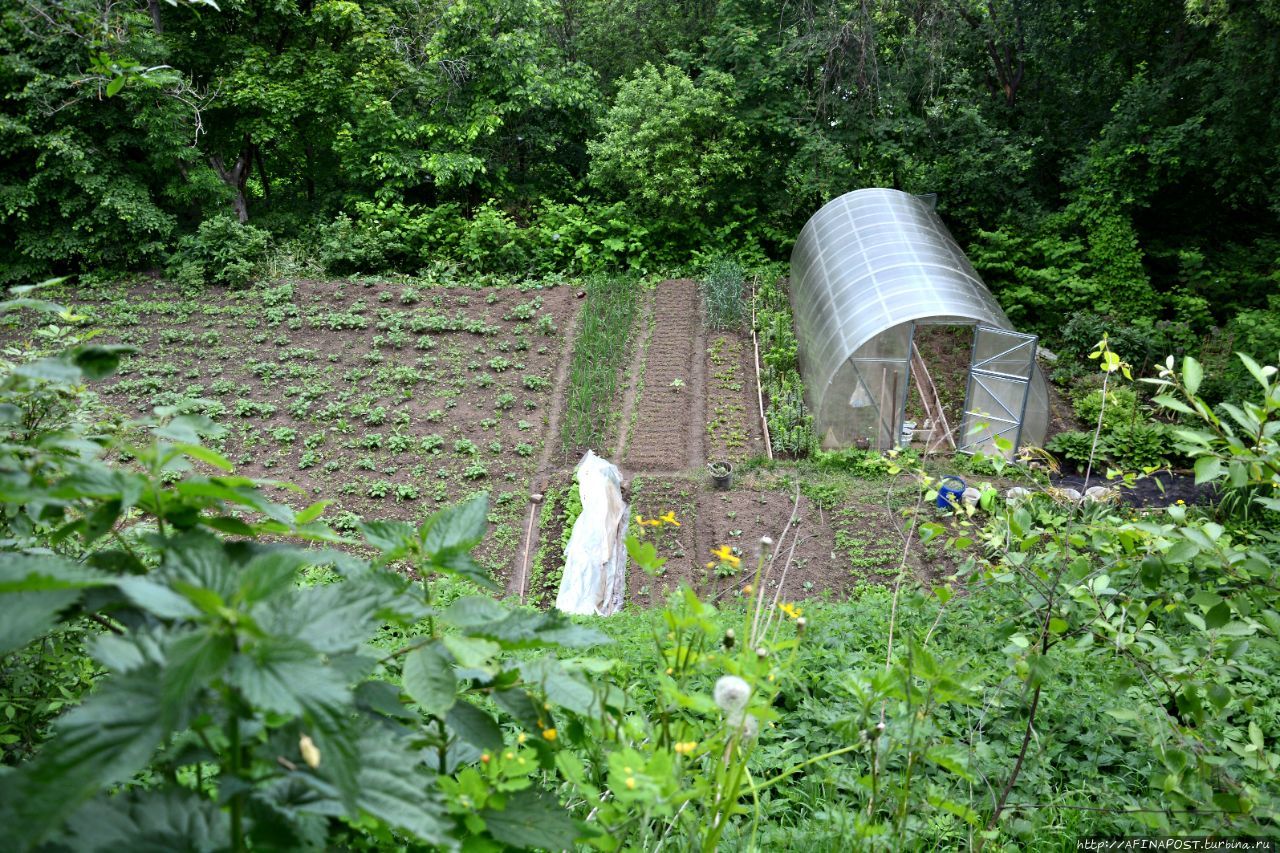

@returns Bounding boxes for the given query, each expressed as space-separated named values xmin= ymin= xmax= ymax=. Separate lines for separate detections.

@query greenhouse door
xmin=958 ymin=325 xmax=1037 ymax=458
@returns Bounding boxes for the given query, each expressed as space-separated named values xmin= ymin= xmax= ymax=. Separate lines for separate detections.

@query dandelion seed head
xmin=714 ymin=675 xmax=751 ymax=714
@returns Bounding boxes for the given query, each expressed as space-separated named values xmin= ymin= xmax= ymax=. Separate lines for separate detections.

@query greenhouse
xmin=790 ymin=188 xmax=1049 ymax=456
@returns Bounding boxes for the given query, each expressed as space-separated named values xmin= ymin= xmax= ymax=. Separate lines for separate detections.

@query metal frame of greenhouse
xmin=789 ymin=188 xmax=1049 ymax=456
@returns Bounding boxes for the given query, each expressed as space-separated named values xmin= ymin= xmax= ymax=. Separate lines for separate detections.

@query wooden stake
xmin=750 ymin=278 xmax=774 ymax=460
xmin=518 ymin=501 xmax=537 ymax=604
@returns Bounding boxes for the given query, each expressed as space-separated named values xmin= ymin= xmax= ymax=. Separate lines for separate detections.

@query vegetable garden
xmin=3 ymin=0 xmax=1280 ymax=844
xmin=2 ymin=269 xmax=1278 ymax=850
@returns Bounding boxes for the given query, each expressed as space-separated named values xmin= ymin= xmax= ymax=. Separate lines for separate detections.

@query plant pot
xmin=936 ymin=476 xmax=966 ymax=511
xmin=708 ymin=461 xmax=733 ymax=490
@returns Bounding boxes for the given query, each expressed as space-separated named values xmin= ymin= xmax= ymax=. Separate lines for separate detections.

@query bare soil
xmin=623 ymin=279 xmax=705 ymax=472
xmin=623 ymin=470 xmax=924 ymax=609
xmin=85 ymin=278 xmax=580 ymax=581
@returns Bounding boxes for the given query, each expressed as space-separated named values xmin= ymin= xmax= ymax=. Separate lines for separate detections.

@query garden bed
xmin=623 ymin=470 xmax=920 ymax=609
xmin=82 ymin=276 xmax=580 ymax=579
xmin=623 ymin=279 xmax=706 ymax=471
xmin=68 ymin=275 xmax=944 ymax=604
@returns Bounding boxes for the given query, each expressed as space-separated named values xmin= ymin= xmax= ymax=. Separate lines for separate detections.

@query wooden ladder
xmin=910 ymin=342 xmax=956 ymax=451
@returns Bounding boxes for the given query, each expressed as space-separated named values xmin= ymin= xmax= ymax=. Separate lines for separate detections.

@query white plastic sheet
xmin=555 ymin=451 xmax=628 ymax=616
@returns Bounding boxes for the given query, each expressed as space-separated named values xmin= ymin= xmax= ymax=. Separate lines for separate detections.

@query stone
xmin=1084 ymin=486 xmax=1115 ymax=503
xmin=1006 ymin=487 xmax=1032 ymax=503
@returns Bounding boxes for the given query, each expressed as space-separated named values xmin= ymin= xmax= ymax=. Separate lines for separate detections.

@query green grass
xmin=561 ymin=275 xmax=638 ymax=451
xmin=584 ymin=583 xmax=1213 ymax=848
xmin=699 ymin=255 xmax=746 ymax=330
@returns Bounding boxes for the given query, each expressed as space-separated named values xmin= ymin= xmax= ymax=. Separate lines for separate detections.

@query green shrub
xmin=1054 ymin=312 xmax=1190 ymax=378
xmin=1198 ymin=297 xmax=1280 ymax=405
xmin=1074 ymin=387 xmax=1139 ymax=432
xmin=457 ymin=202 xmax=531 ymax=275
xmin=1046 ymin=430 xmax=1097 ymax=468
xmin=588 ymin=64 xmax=748 ymax=224
xmin=168 ymin=214 xmax=270 ymax=288
xmin=315 ymin=212 xmax=386 ymax=274
xmin=1101 ymin=422 xmax=1172 ymax=470
xmin=529 ymin=200 xmax=650 ymax=274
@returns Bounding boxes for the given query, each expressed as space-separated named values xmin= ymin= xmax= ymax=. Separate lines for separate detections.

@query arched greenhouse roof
xmin=789 ymin=188 xmax=1049 ymax=450
xmin=790 ymin=188 xmax=1013 ymax=402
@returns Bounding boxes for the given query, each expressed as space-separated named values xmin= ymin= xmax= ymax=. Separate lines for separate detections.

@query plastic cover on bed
xmin=555 ymin=450 xmax=628 ymax=616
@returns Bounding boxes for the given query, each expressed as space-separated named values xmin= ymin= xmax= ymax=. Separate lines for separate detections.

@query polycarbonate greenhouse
xmin=790 ymin=188 xmax=1049 ymax=455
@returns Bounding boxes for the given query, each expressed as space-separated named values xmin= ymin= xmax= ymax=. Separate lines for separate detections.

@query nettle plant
xmin=0 ymin=288 xmax=609 ymax=850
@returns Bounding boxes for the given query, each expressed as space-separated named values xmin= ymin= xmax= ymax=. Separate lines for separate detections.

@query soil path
xmin=509 ymin=301 xmax=584 ymax=599
xmin=624 ymin=279 xmax=707 ymax=473
xmin=531 ymin=302 xmax=583 ymax=488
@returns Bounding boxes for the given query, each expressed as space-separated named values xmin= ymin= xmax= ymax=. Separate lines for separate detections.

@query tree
xmin=588 ymin=64 xmax=749 ymax=226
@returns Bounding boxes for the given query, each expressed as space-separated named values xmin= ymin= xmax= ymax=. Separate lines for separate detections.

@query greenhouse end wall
xmin=789 ymin=188 xmax=1049 ymax=452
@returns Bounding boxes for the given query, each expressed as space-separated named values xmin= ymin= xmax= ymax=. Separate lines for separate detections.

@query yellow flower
xmin=779 ymin=602 xmax=803 ymax=620
xmin=625 ymin=777 xmax=637 ymax=790
xmin=673 ymin=741 xmax=698 ymax=755
xmin=517 ymin=732 xmax=527 ymax=744
xmin=299 ymin=734 xmax=321 ymax=769
xmin=712 ymin=545 xmax=740 ymax=567
xmin=705 ymin=561 xmax=715 ymax=569
xmin=543 ymin=728 xmax=558 ymax=742
xmin=659 ymin=511 xmax=681 ymax=527
xmin=634 ymin=514 xmax=661 ymax=527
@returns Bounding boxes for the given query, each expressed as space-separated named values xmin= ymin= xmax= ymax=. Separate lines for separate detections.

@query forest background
xmin=3 ymin=0 xmax=1279 ymax=389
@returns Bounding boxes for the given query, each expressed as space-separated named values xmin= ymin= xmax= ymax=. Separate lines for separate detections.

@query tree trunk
xmin=210 ymin=135 xmax=254 ymax=223
xmin=147 ymin=0 xmax=164 ymax=34
xmin=950 ymin=0 xmax=1025 ymax=109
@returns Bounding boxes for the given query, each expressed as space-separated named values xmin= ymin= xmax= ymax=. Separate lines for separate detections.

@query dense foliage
xmin=3 ymin=0 xmax=1278 ymax=356
xmin=3 ymin=0 xmax=1280 ymax=846
xmin=4 ymin=279 xmax=1277 ymax=848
